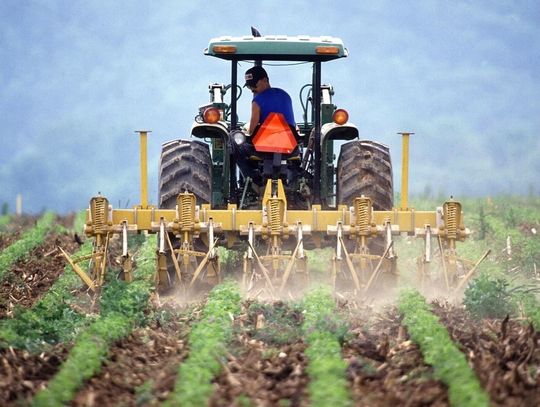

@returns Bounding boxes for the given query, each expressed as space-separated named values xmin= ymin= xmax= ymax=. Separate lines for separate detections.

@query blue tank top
xmin=253 ymin=88 xmax=296 ymax=126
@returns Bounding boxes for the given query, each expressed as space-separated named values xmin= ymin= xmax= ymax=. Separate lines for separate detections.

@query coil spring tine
xmin=444 ymin=201 xmax=460 ymax=240
xmin=268 ymin=199 xmax=281 ymax=234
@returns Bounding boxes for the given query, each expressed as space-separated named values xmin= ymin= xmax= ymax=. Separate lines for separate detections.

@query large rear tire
xmin=158 ymin=139 xmax=212 ymax=208
xmin=337 ymin=140 xmax=393 ymax=210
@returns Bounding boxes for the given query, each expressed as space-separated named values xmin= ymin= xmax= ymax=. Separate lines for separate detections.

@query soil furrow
xmin=210 ymin=301 xmax=309 ymax=406
xmin=0 ymin=345 xmax=69 ymax=405
xmin=343 ymin=306 xmax=450 ymax=406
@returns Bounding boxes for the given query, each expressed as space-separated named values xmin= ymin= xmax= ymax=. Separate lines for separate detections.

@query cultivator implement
xmin=61 ymin=131 xmax=488 ymax=297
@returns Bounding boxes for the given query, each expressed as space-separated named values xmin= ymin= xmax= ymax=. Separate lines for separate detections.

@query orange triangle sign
xmin=252 ymin=113 xmax=297 ymax=154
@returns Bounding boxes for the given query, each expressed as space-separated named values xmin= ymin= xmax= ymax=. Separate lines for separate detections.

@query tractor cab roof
xmin=205 ymin=35 xmax=348 ymax=62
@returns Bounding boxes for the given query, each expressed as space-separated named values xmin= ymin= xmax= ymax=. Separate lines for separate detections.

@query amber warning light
xmin=212 ymin=45 xmax=237 ymax=54
xmin=203 ymin=107 xmax=221 ymax=124
xmin=315 ymin=46 xmax=340 ymax=55
xmin=333 ymin=109 xmax=349 ymax=125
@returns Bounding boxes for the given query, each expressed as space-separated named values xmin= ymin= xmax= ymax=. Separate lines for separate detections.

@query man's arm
xmin=249 ymin=101 xmax=261 ymax=135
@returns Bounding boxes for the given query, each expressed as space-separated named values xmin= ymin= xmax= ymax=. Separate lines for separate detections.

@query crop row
xmin=417 ymin=197 xmax=540 ymax=331
xmin=0 ymin=211 xmax=145 ymax=351
xmin=4 ymin=279 xmax=498 ymax=406
xmin=1 ymin=205 xmax=529 ymax=405
xmin=0 ymin=212 xmax=56 ymax=281
xmin=32 ymin=234 xmax=156 ymax=406
xmin=162 ymin=285 xmax=353 ymax=406
xmin=0 ymin=212 xmax=87 ymax=347
xmin=0 ymin=212 xmax=92 ymax=349
xmin=3 ymin=278 xmax=507 ymax=407
xmin=398 ymin=289 xmax=490 ymax=407
xmin=0 ymin=239 xmax=92 ymax=349
xmin=302 ymin=288 xmax=351 ymax=407
xmin=164 ymin=281 xmax=241 ymax=406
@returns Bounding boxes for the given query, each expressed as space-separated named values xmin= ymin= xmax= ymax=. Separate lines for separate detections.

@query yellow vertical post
xmin=398 ymin=132 xmax=414 ymax=210
xmin=136 ymin=130 xmax=151 ymax=208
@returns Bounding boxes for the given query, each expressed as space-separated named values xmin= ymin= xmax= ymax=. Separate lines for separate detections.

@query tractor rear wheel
xmin=158 ymin=139 xmax=212 ymax=208
xmin=336 ymin=140 xmax=395 ymax=292
xmin=337 ymin=139 xmax=393 ymax=211
xmin=158 ymin=139 xmax=213 ymax=289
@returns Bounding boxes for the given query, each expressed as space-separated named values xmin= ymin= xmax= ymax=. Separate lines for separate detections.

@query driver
xmin=230 ymin=66 xmax=296 ymax=186
xmin=244 ymin=66 xmax=295 ymax=134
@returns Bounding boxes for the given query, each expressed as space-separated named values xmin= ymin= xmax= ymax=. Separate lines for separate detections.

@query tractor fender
xmin=191 ymin=121 xmax=229 ymax=140
xmin=320 ymin=122 xmax=359 ymax=145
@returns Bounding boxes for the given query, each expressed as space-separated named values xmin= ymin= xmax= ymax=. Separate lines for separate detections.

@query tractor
xmin=64 ymin=32 xmax=487 ymax=298
xmin=157 ymin=33 xmax=394 ymax=293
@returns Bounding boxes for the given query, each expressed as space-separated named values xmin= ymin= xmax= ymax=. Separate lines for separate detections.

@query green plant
xmin=478 ymin=198 xmax=540 ymax=277
xmin=135 ymin=379 xmax=156 ymax=406
xmin=305 ymin=247 xmax=334 ymax=276
xmin=236 ymin=394 xmax=255 ymax=407
xmin=463 ymin=273 xmax=516 ymax=319
xmin=32 ymin=312 xmax=135 ymax=406
xmin=0 ymin=214 xmax=10 ymax=230
xmin=72 ymin=210 xmax=87 ymax=233
xmin=519 ymin=293 xmax=540 ymax=330
xmin=477 ymin=204 xmax=487 ymax=240
xmin=302 ymin=288 xmax=348 ymax=340
xmin=217 ymin=246 xmax=242 ymax=273
xmin=247 ymin=301 xmax=302 ymax=345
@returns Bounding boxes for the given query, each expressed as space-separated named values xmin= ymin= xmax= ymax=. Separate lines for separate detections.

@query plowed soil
xmin=0 ymin=344 xmax=69 ymax=405
xmin=210 ymin=301 xmax=309 ymax=406
xmin=432 ymin=302 xmax=540 ymax=407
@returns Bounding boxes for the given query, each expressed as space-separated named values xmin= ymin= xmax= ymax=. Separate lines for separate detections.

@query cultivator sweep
xmin=65 ymin=33 xmax=487 ymax=297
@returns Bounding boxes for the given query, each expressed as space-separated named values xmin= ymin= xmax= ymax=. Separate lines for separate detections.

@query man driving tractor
xmin=244 ymin=65 xmax=295 ymax=134
xmin=229 ymin=65 xmax=298 ymax=187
